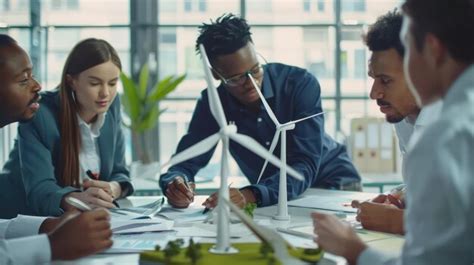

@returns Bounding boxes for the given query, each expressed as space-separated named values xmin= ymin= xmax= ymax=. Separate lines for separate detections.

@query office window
xmin=198 ymin=0 xmax=206 ymax=12
xmin=1 ymin=0 xmax=10 ymax=11
xmin=183 ymin=0 xmax=206 ymax=12
xmin=51 ymin=0 xmax=79 ymax=10
xmin=342 ymin=0 xmax=401 ymax=23
xmin=249 ymin=0 xmax=333 ymax=23
xmin=303 ymin=0 xmax=311 ymax=12
xmin=318 ymin=0 xmax=325 ymax=11
xmin=341 ymin=27 xmax=369 ymax=96
xmin=184 ymin=0 xmax=192 ymax=12
xmin=303 ymin=27 xmax=336 ymax=96
xmin=45 ymin=28 xmax=130 ymax=90
xmin=42 ymin=0 xmax=129 ymax=25
xmin=158 ymin=0 xmax=238 ymax=25
xmin=0 ymin=0 xmax=29 ymax=25
xmin=303 ymin=0 xmax=326 ymax=13
xmin=342 ymin=0 xmax=366 ymax=12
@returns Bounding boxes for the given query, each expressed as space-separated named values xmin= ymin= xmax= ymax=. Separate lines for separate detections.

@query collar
xmin=443 ymin=64 xmax=474 ymax=110
xmin=414 ymin=99 xmax=443 ymax=127
xmin=77 ymin=112 xmax=106 ymax=138
xmin=261 ymin=65 xmax=275 ymax=99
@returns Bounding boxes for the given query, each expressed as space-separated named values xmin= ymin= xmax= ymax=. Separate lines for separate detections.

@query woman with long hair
xmin=0 ymin=38 xmax=133 ymax=217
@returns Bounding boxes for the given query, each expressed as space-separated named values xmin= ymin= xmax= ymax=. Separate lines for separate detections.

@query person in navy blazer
xmin=0 ymin=38 xmax=133 ymax=218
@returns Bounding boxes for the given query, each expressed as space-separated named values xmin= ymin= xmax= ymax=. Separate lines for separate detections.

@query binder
xmin=350 ymin=117 xmax=397 ymax=173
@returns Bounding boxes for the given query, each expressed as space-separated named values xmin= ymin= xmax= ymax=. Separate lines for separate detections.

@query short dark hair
xmin=195 ymin=13 xmax=253 ymax=62
xmin=364 ymin=10 xmax=404 ymax=56
xmin=0 ymin=34 xmax=18 ymax=65
xmin=0 ymin=34 xmax=17 ymax=47
xmin=402 ymin=0 xmax=474 ymax=64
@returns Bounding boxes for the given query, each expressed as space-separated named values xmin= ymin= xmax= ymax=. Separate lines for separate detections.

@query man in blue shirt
xmin=160 ymin=14 xmax=360 ymax=208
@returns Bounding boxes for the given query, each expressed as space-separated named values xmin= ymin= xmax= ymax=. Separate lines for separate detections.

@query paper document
xmin=105 ymin=233 xmax=195 ymax=254
xmin=181 ymin=222 xmax=253 ymax=238
xmin=157 ymin=204 xmax=208 ymax=223
xmin=110 ymin=197 xmax=165 ymax=220
xmin=111 ymin=219 xmax=174 ymax=234
xmin=288 ymin=195 xmax=359 ymax=213
xmin=278 ymin=232 xmax=318 ymax=249
xmin=289 ymin=225 xmax=402 ymax=243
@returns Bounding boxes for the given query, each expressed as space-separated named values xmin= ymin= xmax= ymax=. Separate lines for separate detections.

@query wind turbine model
xmin=161 ymin=44 xmax=305 ymax=254
xmin=248 ymin=75 xmax=324 ymax=221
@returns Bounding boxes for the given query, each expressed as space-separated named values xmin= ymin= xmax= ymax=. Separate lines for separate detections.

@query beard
xmin=386 ymin=114 xmax=405 ymax=123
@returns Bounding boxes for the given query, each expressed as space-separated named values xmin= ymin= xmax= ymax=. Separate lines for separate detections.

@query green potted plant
xmin=120 ymin=64 xmax=186 ymax=179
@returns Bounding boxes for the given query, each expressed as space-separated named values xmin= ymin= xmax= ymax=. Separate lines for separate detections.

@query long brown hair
xmin=59 ymin=38 xmax=122 ymax=187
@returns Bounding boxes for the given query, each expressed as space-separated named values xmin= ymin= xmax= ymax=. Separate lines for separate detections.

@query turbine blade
xmin=256 ymin=131 xmax=281 ymax=184
xmin=284 ymin=111 xmax=325 ymax=126
xmin=162 ymin=133 xmax=220 ymax=168
xmin=229 ymin=133 xmax=304 ymax=181
xmin=199 ymin=44 xmax=227 ymax=128
xmin=249 ymin=75 xmax=280 ymax=126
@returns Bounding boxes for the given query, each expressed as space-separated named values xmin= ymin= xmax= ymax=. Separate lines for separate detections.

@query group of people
xmin=0 ymin=0 xmax=473 ymax=263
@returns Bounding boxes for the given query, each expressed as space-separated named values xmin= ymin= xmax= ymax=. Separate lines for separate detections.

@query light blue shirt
xmin=0 ymin=215 xmax=51 ymax=264
xmin=394 ymin=100 xmax=442 ymax=181
xmin=358 ymin=64 xmax=474 ymax=264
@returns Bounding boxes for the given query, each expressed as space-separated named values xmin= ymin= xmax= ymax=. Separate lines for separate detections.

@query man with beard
xmin=351 ymin=10 xmax=441 ymax=235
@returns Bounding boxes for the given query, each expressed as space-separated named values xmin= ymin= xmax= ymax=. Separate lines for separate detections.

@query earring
xmin=71 ymin=91 xmax=77 ymax=103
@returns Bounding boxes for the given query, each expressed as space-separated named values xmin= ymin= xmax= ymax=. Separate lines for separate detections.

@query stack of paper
xmin=111 ymin=219 xmax=174 ymax=234
xmin=157 ymin=205 xmax=208 ymax=223
xmin=288 ymin=195 xmax=361 ymax=213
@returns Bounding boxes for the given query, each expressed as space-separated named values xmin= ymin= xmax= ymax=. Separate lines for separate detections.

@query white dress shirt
xmin=78 ymin=113 xmax=105 ymax=181
xmin=0 ymin=215 xmax=51 ymax=264
xmin=394 ymin=100 xmax=442 ymax=181
xmin=358 ymin=64 xmax=474 ymax=264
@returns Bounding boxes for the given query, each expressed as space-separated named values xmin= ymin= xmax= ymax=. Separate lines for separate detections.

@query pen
xmin=86 ymin=169 xmax=99 ymax=180
xmin=85 ymin=169 xmax=120 ymax=208
xmin=202 ymin=205 xmax=211 ymax=215
xmin=276 ymin=227 xmax=316 ymax=240
xmin=202 ymin=182 xmax=233 ymax=214
xmin=65 ymin=196 xmax=92 ymax=212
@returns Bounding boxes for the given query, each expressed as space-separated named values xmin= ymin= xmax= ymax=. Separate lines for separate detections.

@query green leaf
xmin=120 ymin=66 xmax=186 ymax=134
xmin=148 ymin=74 xmax=186 ymax=103
xmin=147 ymin=75 xmax=173 ymax=102
xmin=120 ymin=72 xmax=140 ymax=121
xmin=138 ymin=64 xmax=149 ymax=100
xmin=136 ymin=105 xmax=163 ymax=132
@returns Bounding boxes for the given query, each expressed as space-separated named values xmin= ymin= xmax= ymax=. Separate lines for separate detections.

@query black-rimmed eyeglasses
xmin=212 ymin=64 xmax=264 ymax=88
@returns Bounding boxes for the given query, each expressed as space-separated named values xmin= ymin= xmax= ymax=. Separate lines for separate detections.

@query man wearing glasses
xmin=159 ymin=13 xmax=361 ymax=209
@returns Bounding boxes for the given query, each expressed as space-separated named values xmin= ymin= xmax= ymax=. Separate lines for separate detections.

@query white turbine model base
xmin=272 ymin=126 xmax=293 ymax=221
xmin=209 ymin=136 xmax=238 ymax=254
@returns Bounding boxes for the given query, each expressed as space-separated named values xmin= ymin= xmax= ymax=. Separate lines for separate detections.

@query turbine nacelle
xmin=221 ymin=124 xmax=238 ymax=137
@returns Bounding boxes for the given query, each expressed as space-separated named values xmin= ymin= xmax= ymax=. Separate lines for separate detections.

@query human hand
xmin=63 ymin=188 xmax=116 ymax=210
xmin=352 ymin=201 xmax=404 ymax=234
xmin=312 ymin=212 xmax=366 ymax=265
xmin=83 ymin=179 xmax=122 ymax=199
xmin=203 ymin=188 xmax=253 ymax=209
xmin=39 ymin=211 xmax=80 ymax=234
xmin=48 ymin=209 xmax=112 ymax=260
xmin=352 ymin=193 xmax=404 ymax=209
xmin=165 ymin=176 xmax=195 ymax=208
